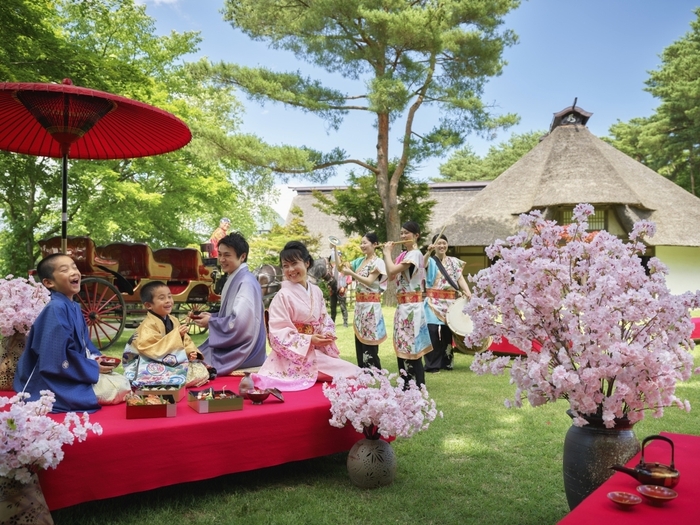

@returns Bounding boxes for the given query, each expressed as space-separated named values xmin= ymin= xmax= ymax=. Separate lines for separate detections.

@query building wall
xmin=655 ymin=246 xmax=700 ymax=295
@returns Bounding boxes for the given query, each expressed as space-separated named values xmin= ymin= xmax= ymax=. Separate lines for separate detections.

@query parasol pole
xmin=60 ymin=92 xmax=70 ymax=254
xmin=61 ymin=152 xmax=68 ymax=254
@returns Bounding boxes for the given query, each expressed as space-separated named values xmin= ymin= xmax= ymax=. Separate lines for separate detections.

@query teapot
xmin=611 ymin=435 xmax=680 ymax=488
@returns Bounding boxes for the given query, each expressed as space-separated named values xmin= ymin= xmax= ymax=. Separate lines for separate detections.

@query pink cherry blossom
xmin=466 ymin=203 xmax=700 ymax=428
xmin=322 ymin=368 xmax=441 ymax=439
xmin=0 ymin=391 xmax=102 ymax=483
xmin=0 ymin=275 xmax=50 ymax=337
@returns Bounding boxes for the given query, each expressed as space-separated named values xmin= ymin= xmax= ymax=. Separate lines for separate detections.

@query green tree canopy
xmin=607 ymin=8 xmax=700 ymax=196
xmin=436 ymin=130 xmax=544 ymax=181
xmin=0 ymin=0 xmax=275 ymax=275
xmin=313 ymin=165 xmax=435 ymax=242
xmin=248 ymin=206 xmax=321 ymax=267
xmin=191 ymin=0 xmax=520 ymax=244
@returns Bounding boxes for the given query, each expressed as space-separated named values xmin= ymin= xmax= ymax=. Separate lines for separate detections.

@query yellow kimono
xmin=123 ymin=312 xmax=209 ymax=387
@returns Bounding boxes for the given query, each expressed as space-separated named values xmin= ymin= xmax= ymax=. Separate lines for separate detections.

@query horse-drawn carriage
xmin=39 ymin=236 xmax=222 ymax=350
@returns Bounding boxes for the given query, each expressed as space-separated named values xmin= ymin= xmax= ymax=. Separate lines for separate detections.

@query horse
xmin=252 ymin=263 xmax=283 ymax=308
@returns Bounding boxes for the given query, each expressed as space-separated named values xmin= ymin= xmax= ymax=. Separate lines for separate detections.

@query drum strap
xmin=432 ymin=255 xmax=460 ymax=291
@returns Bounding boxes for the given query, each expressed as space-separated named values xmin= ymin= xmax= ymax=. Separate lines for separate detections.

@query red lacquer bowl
xmin=247 ymin=390 xmax=270 ymax=405
xmin=607 ymin=491 xmax=642 ymax=508
xmin=99 ymin=356 xmax=121 ymax=367
xmin=637 ymin=485 xmax=678 ymax=505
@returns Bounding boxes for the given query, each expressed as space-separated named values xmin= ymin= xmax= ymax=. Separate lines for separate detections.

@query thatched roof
xmin=441 ymin=110 xmax=700 ymax=247
xmin=288 ymin=181 xmax=487 ymax=257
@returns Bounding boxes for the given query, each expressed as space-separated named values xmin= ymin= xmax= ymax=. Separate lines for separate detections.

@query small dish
xmin=607 ymin=491 xmax=642 ymax=508
xmin=247 ymin=389 xmax=270 ymax=405
xmin=636 ymin=484 xmax=678 ymax=505
xmin=99 ymin=356 xmax=121 ymax=367
xmin=266 ymin=388 xmax=284 ymax=402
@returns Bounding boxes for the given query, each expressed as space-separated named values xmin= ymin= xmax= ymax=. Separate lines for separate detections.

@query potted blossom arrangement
xmin=0 ymin=275 xmax=50 ymax=390
xmin=0 ymin=391 xmax=102 ymax=524
xmin=323 ymin=368 xmax=441 ymax=488
xmin=464 ymin=203 xmax=700 ymax=509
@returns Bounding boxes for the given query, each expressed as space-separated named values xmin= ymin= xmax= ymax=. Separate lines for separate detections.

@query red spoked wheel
xmin=177 ymin=302 xmax=210 ymax=336
xmin=77 ymin=277 xmax=126 ymax=350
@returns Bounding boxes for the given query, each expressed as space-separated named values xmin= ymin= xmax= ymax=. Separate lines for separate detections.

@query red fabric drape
xmin=2 ymin=376 xmax=361 ymax=510
xmin=558 ymin=432 xmax=700 ymax=524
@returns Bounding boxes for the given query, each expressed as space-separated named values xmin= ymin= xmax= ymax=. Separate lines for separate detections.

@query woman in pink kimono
xmin=253 ymin=241 xmax=360 ymax=391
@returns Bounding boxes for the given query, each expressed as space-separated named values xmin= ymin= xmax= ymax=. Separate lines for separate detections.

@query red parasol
xmin=0 ymin=79 xmax=192 ymax=252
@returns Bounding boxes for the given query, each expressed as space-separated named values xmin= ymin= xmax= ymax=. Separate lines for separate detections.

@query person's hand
xmin=311 ymin=333 xmax=335 ymax=347
xmin=382 ymin=241 xmax=394 ymax=254
xmin=341 ymin=266 xmax=353 ymax=276
xmin=188 ymin=350 xmax=199 ymax=362
xmin=96 ymin=356 xmax=118 ymax=374
xmin=192 ymin=312 xmax=211 ymax=328
xmin=98 ymin=363 xmax=115 ymax=374
xmin=427 ymin=243 xmax=436 ymax=253
xmin=178 ymin=324 xmax=189 ymax=337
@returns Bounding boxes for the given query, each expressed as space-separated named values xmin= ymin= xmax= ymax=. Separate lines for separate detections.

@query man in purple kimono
xmin=194 ymin=232 xmax=267 ymax=375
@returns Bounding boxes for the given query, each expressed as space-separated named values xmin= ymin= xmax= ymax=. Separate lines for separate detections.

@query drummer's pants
xmin=425 ymin=323 xmax=453 ymax=371
xmin=355 ymin=337 xmax=381 ymax=369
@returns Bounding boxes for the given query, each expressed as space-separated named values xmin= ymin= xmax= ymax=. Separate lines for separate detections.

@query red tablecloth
xmin=557 ymin=432 xmax=700 ymax=524
xmin=691 ymin=317 xmax=700 ymax=340
xmin=2 ymin=376 xmax=361 ymax=510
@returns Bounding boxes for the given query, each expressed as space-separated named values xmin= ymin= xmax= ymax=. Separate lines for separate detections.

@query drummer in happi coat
xmin=423 ymin=233 xmax=472 ymax=372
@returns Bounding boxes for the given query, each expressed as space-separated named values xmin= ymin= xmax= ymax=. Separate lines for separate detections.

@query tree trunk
xmin=376 ymin=112 xmax=401 ymax=306
xmin=690 ymin=150 xmax=696 ymax=196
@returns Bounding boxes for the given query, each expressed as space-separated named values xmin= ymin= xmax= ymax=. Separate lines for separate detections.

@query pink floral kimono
xmin=253 ymin=281 xmax=360 ymax=391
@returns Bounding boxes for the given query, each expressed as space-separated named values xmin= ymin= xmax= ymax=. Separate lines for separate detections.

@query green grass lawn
xmin=54 ymin=307 xmax=700 ymax=525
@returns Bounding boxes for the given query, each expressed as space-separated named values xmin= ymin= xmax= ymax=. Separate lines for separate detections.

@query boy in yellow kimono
xmin=123 ymin=281 xmax=214 ymax=387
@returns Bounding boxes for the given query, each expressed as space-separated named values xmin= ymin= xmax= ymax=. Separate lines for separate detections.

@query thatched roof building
xmin=441 ymin=105 xmax=700 ymax=248
xmin=288 ymin=181 xmax=487 ymax=257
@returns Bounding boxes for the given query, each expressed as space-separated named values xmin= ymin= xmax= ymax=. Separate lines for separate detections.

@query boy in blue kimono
xmin=14 ymin=254 xmax=129 ymax=413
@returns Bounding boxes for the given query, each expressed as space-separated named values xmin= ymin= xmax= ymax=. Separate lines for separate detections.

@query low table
xmin=557 ymin=432 xmax=700 ymax=524
xmin=3 ymin=376 xmax=361 ymax=510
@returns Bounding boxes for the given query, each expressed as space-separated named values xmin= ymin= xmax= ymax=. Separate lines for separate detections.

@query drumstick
xmin=428 ymin=223 xmax=449 ymax=253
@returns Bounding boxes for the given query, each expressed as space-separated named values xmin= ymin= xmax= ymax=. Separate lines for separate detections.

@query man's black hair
xmin=218 ymin=231 xmax=249 ymax=261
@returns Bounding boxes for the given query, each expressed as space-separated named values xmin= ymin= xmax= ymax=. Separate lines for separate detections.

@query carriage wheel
xmin=178 ymin=302 xmax=210 ymax=336
xmin=77 ymin=277 xmax=126 ymax=350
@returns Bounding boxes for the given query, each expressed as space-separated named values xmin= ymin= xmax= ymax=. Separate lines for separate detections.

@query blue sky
xmin=141 ymin=0 xmax=699 ymax=212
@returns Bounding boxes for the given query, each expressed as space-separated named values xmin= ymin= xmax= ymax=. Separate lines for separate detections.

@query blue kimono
xmin=14 ymin=291 xmax=101 ymax=413
xmin=199 ymin=264 xmax=267 ymax=375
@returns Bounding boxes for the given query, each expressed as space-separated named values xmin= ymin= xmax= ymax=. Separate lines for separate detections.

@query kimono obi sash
xmin=294 ymin=323 xmax=314 ymax=335
xmin=356 ymin=292 xmax=381 ymax=303
xmin=397 ymin=291 xmax=423 ymax=304
xmin=426 ymin=288 xmax=457 ymax=300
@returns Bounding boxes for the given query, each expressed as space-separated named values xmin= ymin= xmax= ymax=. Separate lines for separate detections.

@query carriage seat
xmin=99 ymin=242 xmax=172 ymax=281
xmin=38 ymin=236 xmax=119 ymax=277
xmin=153 ymin=248 xmax=213 ymax=282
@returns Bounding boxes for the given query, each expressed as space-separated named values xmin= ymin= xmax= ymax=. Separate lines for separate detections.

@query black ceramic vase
xmin=562 ymin=410 xmax=640 ymax=510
